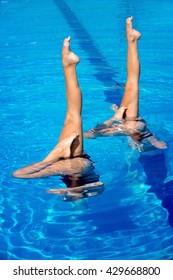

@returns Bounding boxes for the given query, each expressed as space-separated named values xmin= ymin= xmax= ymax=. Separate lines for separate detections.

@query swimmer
xmin=84 ymin=17 xmax=167 ymax=152
xmin=12 ymin=37 xmax=103 ymax=197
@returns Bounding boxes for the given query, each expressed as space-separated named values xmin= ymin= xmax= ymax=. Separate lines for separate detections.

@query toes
xmin=126 ymin=16 xmax=133 ymax=27
xmin=111 ymin=104 xmax=119 ymax=112
xmin=63 ymin=36 xmax=71 ymax=47
xmin=126 ymin=16 xmax=132 ymax=24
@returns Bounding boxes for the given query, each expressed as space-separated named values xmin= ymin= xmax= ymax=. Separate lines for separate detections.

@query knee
xmin=12 ymin=169 xmax=24 ymax=178
xmin=65 ymin=113 xmax=82 ymax=126
xmin=125 ymin=81 xmax=138 ymax=92
xmin=12 ymin=167 xmax=30 ymax=178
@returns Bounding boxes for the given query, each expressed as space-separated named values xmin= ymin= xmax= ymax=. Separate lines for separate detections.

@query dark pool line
xmin=53 ymin=0 xmax=123 ymax=104
xmin=139 ymin=151 xmax=173 ymax=229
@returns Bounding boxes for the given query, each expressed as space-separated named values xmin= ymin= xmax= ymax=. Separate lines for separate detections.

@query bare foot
xmin=126 ymin=16 xmax=141 ymax=42
xmin=150 ymin=139 xmax=167 ymax=149
xmin=104 ymin=106 xmax=127 ymax=126
xmin=62 ymin=36 xmax=80 ymax=67
xmin=113 ymin=106 xmax=127 ymax=120
xmin=43 ymin=133 xmax=79 ymax=163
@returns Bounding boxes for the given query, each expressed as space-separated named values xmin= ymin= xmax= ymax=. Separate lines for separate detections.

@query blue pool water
xmin=1 ymin=0 xmax=173 ymax=260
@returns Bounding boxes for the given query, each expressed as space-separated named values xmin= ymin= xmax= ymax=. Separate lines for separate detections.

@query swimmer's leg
xmin=13 ymin=38 xmax=83 ymax=178
xmin=43 ymin=37 xmax=83 ymax=162
xmin=84 ymin=18 xmax=141 ymax=138
xmin=120 ymin=16 xmax=141 ymax=119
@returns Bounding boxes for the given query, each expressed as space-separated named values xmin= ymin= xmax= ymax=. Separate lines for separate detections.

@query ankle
xmin=62 ymin=63 xmax=77 ymax=70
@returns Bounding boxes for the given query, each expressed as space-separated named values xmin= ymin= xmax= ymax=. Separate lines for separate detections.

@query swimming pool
xmin=1 ymin=0 xmax=173 ymax=260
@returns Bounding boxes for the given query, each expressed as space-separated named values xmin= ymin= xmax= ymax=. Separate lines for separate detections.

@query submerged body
xmin=84 ymin=109 xmax=167 ymax=153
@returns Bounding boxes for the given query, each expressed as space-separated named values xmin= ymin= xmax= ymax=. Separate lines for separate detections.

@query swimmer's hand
xmin=149 ymin=137 xmax=167 ymax=149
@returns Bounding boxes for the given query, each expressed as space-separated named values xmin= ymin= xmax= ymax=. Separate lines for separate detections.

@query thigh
xmin=120 ymin=85 xmax=139 ymax=118
xmin=59 ymin=115 xmax=83 ymax=156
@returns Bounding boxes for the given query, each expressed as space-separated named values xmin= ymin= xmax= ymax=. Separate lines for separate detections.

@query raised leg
xmin=13 ymin=37 xmax=84 ymax=178
xmin=84 ymin=18 xmax=141 ymax=138
xmin=120 ymin=16 xmax=141 ymax=119
xmin=43 ymin=37 xmax=83 ymax=162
